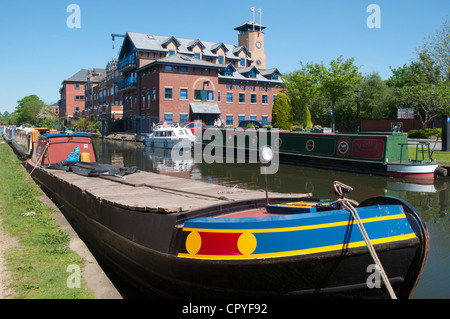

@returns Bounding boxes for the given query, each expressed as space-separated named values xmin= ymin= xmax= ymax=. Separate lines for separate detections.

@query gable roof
xmin=138 ymin=53 xmax=224 ymax=71
xmin=64 ymin=69 xmax=89 ymax=82
xmin=121 ymin=32 xmax=250 ymax=62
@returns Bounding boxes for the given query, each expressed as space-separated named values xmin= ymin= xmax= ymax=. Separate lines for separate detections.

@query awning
xmin=190 ymin=102 xmax=221 ymax=115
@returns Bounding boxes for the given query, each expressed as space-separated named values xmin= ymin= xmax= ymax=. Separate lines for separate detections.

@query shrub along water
xmin=0 ymin=139 xmax=93 ymax=298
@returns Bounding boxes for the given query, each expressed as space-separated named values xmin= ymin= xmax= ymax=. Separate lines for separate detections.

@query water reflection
xmin=92 ymin=138 xmax=449 ymax=299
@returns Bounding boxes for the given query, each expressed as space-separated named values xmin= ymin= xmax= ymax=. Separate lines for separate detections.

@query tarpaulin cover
xmin=45 ymin=161 xmax=138 ymax=178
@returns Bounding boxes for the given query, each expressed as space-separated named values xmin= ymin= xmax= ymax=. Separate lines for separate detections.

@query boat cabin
xmin=32 ymin=133 xmax=97 ymax=165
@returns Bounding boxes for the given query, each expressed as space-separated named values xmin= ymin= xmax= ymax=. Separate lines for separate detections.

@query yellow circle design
xmin=186 ymin=231 xmax=202 ymax=255
xmin=237 ymin=232 xmax=257 ymax=256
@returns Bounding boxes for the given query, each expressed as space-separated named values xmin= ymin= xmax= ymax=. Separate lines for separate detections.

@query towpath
xmin=0 ymin=197 xmax=122 ymax=299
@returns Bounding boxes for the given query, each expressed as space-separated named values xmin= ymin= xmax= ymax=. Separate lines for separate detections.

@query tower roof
xmin=234 ymin=20 xmax=266 ymax=32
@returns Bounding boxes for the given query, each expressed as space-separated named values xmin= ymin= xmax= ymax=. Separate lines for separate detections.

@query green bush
xmin=272 ymin=93 xmax=293 ymax=130
xmin=407 ymin=128 xmax=441 ymax=138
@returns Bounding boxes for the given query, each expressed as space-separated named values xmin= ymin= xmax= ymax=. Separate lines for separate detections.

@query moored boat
xmin=143 ymin=123 xmax=196 ymax=149
xmin=24 ymin=132 xmax=429 ymax=299
xmin=198 ymin=128 xmax=440 ymax=182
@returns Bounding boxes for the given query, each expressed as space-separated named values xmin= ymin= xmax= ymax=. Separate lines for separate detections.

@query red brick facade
xmin=117 ymin=21 xmax=281 ymax=134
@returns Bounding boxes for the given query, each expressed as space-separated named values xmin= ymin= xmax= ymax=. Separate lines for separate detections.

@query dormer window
xmin=240 ymin=58 xmax=246 ymax=67
xmin=194 ymin=53 xmax=200 ymax=59
xmin=218 ymin=56 xmax=224 ymax=65
xmin=272 ymin=74 xmax=279 ymax=80
xmin=249 ymin=70 xmax=256 ymax=78
xmin=169 ymin=50 xmax=175 ymax=56
xmin=225 ymin=67 xmax=233 ymax=76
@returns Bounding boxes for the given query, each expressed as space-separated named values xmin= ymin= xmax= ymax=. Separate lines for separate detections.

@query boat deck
xmin=39 ymin=165 xmax=310 ymax=214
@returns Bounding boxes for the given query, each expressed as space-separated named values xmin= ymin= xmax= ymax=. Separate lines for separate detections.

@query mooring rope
xmin=332 ymin=181 xmax=397 ymax=299
xmin=24 ymin=142 xmax=48 ymax=181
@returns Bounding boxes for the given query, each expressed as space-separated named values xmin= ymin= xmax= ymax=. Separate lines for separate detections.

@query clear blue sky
xmin=0 ymin=0 xmax=448 ymax=114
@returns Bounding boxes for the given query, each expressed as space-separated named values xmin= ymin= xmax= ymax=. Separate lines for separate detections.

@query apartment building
xmin=82 ymin=61 xmax=123 ymax=126
xmin=59 ymin=69 xmax=89 ymax=126
xmin=116 ymin=20 xmax=282 ymax=134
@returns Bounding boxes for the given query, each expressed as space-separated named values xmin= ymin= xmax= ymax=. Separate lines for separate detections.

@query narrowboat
xmin=197 ymin=128 xmax=439 ymax=182
xmin=24 ymin=132 xmax=429 ymax=299
xmin=6 ymin=126 xmax=50 ymax=159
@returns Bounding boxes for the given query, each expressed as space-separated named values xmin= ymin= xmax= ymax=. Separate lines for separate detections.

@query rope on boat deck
xmin=332 ymin=181 xmax=398 ymax=299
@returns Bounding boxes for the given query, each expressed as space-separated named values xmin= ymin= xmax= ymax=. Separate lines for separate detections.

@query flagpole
xmin=251 ymin=7 xmax=255 ymax=31
xmin=259 ymin=8 xmax=262 ymax=32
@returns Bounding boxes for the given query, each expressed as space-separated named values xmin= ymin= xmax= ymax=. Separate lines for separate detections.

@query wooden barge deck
xmin=40 ymin=167 xmax=310 ymax=214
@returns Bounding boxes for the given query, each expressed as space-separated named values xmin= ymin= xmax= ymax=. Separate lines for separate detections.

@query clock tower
xmin=234 ymin=21 xmax=267 ymax=70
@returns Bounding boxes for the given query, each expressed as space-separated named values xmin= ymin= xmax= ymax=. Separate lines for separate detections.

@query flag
xmin=258 ymin=8 xmax=261 ymax=13
xmin=250 ymin=7 xmax=255 ymax=12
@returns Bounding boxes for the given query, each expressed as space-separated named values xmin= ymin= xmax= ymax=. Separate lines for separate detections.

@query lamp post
xmin=355 ymin=88 xmax=361 ymax=133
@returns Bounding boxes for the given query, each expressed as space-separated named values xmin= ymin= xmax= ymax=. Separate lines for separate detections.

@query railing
xmin=117 ymin=76 xmax=137 ymax=91
xmin=118 ymin=55 xmax=137 ymax=71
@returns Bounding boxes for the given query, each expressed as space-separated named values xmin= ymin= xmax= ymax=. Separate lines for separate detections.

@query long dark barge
xmin=20 ymin=132 xmax=429 ymax=298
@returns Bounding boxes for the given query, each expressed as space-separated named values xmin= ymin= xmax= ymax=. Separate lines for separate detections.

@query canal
xmin=93 ymin=138 xmax=449 ymax=299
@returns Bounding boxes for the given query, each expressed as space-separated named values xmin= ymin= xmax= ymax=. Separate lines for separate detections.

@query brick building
xmin=59 ymin=69 xmax=89 ymax=126
xmin=80 ymin=60 xmax=123 ymax=133
xmin=116 ymin=20 xmax=282 ymax=134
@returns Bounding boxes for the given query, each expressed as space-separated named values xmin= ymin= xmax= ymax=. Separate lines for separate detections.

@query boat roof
xmin=46 ymin=133 xmax=92 ymax=138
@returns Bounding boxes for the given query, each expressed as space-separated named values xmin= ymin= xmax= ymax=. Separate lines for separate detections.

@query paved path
xmin=0 ymin=217 xmax=18 ymax=298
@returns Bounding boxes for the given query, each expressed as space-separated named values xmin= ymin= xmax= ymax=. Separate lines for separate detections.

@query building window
xmin=74 ymin=83 xmax=80 ymax=89
xmin=152 ymin=89 xmax=157 ymax=100
xmin=218 ymin=92 xmax=221 ymax=102
xmin=218 ymin=56 xmax=224 ymax=64
xmin=238 ymin=115 xmax=245 ymax=123
xmin=194 ymin=90 xmax=213 ymax=101
xmin=180 ymin=89 xmax=188 ymax=100
xmin=226 ymin=115 xmax=233 ymax=126
xmin=194 ymin=53 xmax=200 ymax=59
xmin=180 ymin=66 xmax=188 ymax=73
xmin=250 ymin=115 xmax=257 ymax=121
xmin=165 ymin=88 xmax=173 ymax=99
xmin=262 ymin=94 xmax=268 ymax=104
xmin=262 ymin=116 xmax=268 ymax=122
xmin=165 ymin=65 xmax=173 ymax=71
xmin=169 ymin=50 xmax=175 ymax=56
xmin=164 ymin=113 xmax=173 ymax=121
xmin=249 ymin=70 xmax=256 ymax=78
xmin=272 ymin=74 xmax=279 ymax=80
xmin=239 ymin=93 xmax=245 ymax=103
xmin=226 ymin=92 xmax=233 ymax=103
xmin=74 ymin=95 xmax=84 ymax=101
xmin=251 ymin=94 xmax=257 ymax=104
xmin=225 ymin=68 xmax=233 ymax=76
xmin=240 ymin=58 xmax=245 ymax=67
xmin=180 ymin=114 xmax=188 ymax=122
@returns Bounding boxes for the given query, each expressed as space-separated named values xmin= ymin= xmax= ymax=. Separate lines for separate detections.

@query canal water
xmin=93 ymin=138 xmax=449 ymax=299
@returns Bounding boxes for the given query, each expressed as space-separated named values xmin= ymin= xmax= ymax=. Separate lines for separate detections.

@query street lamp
xmin=355 ymin=88 xmax=361 ymax=133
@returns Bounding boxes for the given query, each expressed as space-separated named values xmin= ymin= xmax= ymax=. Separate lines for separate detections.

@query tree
xmin=15 ymin=95 xmax=46 ymax=125
xmin=418 ymin=19 xmax=450 ymax=81
xmin=272 ymin=92 xmax=293 ymax=130
xmin=282 ymin=63 xmax=319 ymax=129
xmin=358 ymin=73 xmax=396 ymax=120
xmin=397 ymin=83 xmax=450 ymax=128
xmin=36 ymin=105 xmax=55 ymax=128
xmin=311 ymin=56 xmax=362 ymax=132
xmin=387 ymin=50 xmax=449 ymax=128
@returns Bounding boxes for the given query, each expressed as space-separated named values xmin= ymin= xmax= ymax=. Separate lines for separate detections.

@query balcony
xmin=117 ymin=76 xmax=137 ymax=92
xmin=118 ymin=55 xmax=137 ymax=72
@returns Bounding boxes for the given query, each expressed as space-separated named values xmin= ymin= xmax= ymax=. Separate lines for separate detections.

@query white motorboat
xmin=143 ymin=124 xmax=196 ymax=149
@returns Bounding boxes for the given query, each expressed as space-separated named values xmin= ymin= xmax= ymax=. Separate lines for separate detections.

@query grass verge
xmin=0 ymin=139 xmax=94 ymax=298
xmin=408 ymin=147 xmax=450 ymax=164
